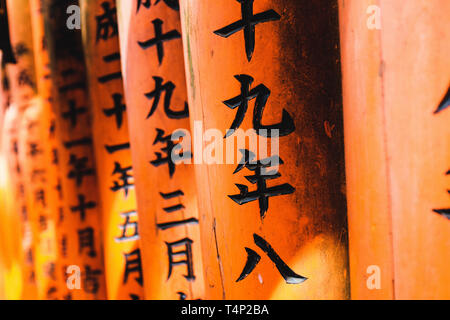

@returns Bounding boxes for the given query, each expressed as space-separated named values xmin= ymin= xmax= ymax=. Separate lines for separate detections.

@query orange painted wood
xmin=29 ymin=0 xmax=82 ymax=300
xmin=42 ymin=0 xmax=106 ymax=300
xmin=339 ymin=0 xmax=450 ymax=299
xmin=0 ymin=105 xmax=29 ymax=299
xmin=5 ymin=0 xmax=37 ymax=108
xmin=0 ymin=56 xmax=24 ymax=300
xmin=4 ymin=0 xmax=39 ymax=300
xmin=116 ymin=0 xmax=205 ymax=299
xmin=28 ymin=0 xmax=70 ymax=300
xmin=18 ymin=98 xmax=61 ymax=300
xmin=80 ymin=0 xmax=145 ymax=300
xmin=179 ymin=0 xmax=349 ymax=299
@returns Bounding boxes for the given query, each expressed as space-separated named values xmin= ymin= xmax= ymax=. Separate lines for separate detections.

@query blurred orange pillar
xmin=116 ymin=0 xmax=205 ymax=299
xmin=339 ymin=0 xmax=450 ymax=299
xmin=79 ymin=0 xmax=145 ymax=300
xmin=4 ymin=0 xmax=39 ymax=300
xmin=41 ymin=0 xmax=106 ymax=299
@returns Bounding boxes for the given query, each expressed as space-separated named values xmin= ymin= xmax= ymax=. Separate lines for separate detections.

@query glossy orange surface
xmin=42 ymin=0 xmax=106 ymax=300
xmin=117 ymin=0 xmax=205 ymax=299
xmin=179 ymin=0 xmax=349 ymax=299
xmin=80 ymin=0 xmax=144 ymax=300
xmin=339 ymin=0 xmax=450 ymax=299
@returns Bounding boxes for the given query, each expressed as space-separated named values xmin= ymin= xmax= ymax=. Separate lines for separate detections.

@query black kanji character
xmin=35 ymin=189 xmax=46 ymax=208
xmin=433 ymin=170 xmax=450 ymax=220
xmin=434 ymin=86 xmax=450 ymax=114
xmin=149 ymin=128 xmax=192 ymax=178
xmin=61 ymin=235 xmax=68 ymax=258
xmin=223 ymin=75 xmax=295 ymax=138
xmin=98 ymin=52 xmax=122 ymax=83
xmin=78 ymin=227 xmax=97 ymax=258
xmin=14 ymin=43 xmax=29 ymax=58
xmin=105 ymin=142 xmax=130 ymax=154
xmin=214 ymin=0 xmax=281 ymax=61
xmin=18 ymin=69 xmax=35 ymax=88
xmin=229 ymin=149 xmax=295 ymax=219
xmin=83 ymin=266 xmax=102 ymax=294
xmin=71 ymin=194 xmax=97 ymax=222
xmin=156 ymin=190 xmax=198 ymax=230
xmin=62 ymin=99 xmax=87 ymax=128
xmin=136 ymin=0 xmax=150 ymax=12
xmin=68 ymin=154 xmax=95 ymax=187
xmin=58 ymin=68 xmax=85 ymax=93
xmin=159 ymin=190 xmax=185 ymax=213
xmin=28 ymin=142 xmax=42 ymax=157
xmin=165 ymin=238 xmax=195 ymax=281
xmin=123 ymin=249 xmax=143 ymax=286
xmin=144 ymin=76 xmax=189 ymax=119
xmin=64 ymin=137 xmax=93 ymax=149
xmin=136 ymin=0 xmax=179 ymax=12
xmin=45 ymin=262 xmax=56 ymax=280
xmin=103 ymin=93 xmax=126 ymax=129
xmin=237 ymin=233 xmax=307 ymax=284
xmin=39 ymin=214 xmax=48 ymax=231
xmin=137 ymin=19 xmax=181 ymax=65
xmin=96 ymin=1 xmax=118 ymax=42
xmin=31 ymin=169 xmax=46 ymax=183
xmin=115 ymin=210 xmax=139 ymax=242
xmin=110 ymin=162 xmax=134 ymax=198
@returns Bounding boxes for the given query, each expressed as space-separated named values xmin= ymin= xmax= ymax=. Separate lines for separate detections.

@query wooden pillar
xmin=79 ymin=0 xmax=144 ymax=300
xmin=29 ymin=0 xmax=77 ymax=300
xmin=42 ymin=0 xmax=106 ymax=300
xmin=0 ymin=53 xmax=24 ymax=300
xmin=339 ymin=0 xmax=450 ymax=299
xmin=179 ymin=0 xmax=349 ymax=299
xmin=0 ymin=105 xmax=27 ymax=300
xmin=5 ymin=0 xmax=39 ymax=300
xmin=17 ymin=97 xmax=62 ymax=300
xmin=0 ymin=52 xmax=6 ymax=300
xmin=116 ymin=0 xmax=205 ymax=299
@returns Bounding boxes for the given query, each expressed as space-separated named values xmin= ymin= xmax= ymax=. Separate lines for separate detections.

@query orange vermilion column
xmin=1 ymin=58 xmax=25 ymax=301
xmin=5 ymin=0 xmax=39 ymax=300
xmin=116 ymin=0 xmax=205 ymax=299
xmin=27 ymin=0 xmax=70 ymax=299
xmin=17 ymin=97 xmax=62 ymax=300
xmin=339 ymin=0 xmax=450 ymax=299
xmin=43 ymin=0 xmax=106 ymax=300
xmin=179 ymin=0 xmax=349 ymax=299
xmin=1 ymin=106 xmax=28 ymax=300
xmin=80 ymin=0 xmax=145 ymax=300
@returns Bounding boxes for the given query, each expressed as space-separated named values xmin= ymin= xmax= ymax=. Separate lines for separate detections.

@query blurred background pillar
xmin=42 ymin=0 xmax=106 ymax=300
xmin=339 ymin=0 xmax=450 ymax=299
xmin=116 ymin=0 xmax=205 ymax=299
xmin=80 ymin=0 xmax=145 ymax=300
xmin=29 ymin=0 xmax=80 ymax=300
xmin=4 ymin=0 xmax=39 ymax=300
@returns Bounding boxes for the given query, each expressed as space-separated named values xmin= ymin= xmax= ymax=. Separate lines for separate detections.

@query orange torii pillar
xmin=17 ymin=97 xmax=62 ymax=300
xmin=339 ymin=0 xmax=450 ymax=299
xmin=0 ymin=52 xmax=6 ymax=300
xmin=1 ymin=105 xmax=28 ymax=300
xmin=116 ymin=0 xmax=205 ymax=299
xmin=42 ymin=0 xmax=106 ymax=300
xmin=179 ymin=0 xmax=350 ymax=299
xmin=29 ymin=0 xmax=77 ymax=299
xmin=0 ymin=56 xmax=25 ymax=301
xmin=79 ymin=0 xmax=144 ymax=300
xmin=5 ymin=0 xmax=40 ymax=300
